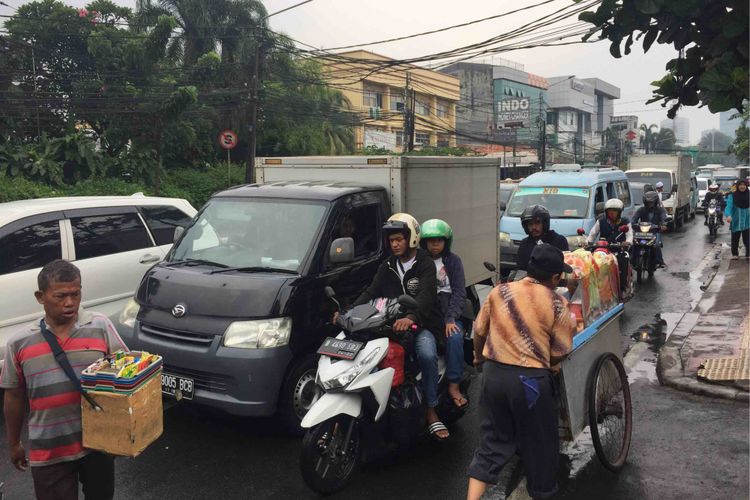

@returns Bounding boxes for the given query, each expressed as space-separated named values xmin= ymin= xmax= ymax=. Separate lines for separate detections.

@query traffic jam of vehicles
xmin=4 ymin=150 xmax=745 ymax=498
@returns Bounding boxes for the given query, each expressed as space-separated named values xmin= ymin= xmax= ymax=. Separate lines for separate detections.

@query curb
xmin=656 ymin=252 xmax=749 ymax=402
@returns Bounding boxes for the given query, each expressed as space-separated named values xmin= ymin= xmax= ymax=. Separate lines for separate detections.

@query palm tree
xmin=639 ymin=123 xmax=658 ymax=154
xmin=134 ymin=0 xmax=266 ymax=66
xmin=654 ymin=128 xmax=677 ymax=153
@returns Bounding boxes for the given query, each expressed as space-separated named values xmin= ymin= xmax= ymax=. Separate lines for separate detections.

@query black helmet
xmin=521 ymin=205 xmax=550 ymax=235
xmin=643 ymin=183 xmax=655 ymax=193
xmin=643 ymin=191 xmax=659 ymax=208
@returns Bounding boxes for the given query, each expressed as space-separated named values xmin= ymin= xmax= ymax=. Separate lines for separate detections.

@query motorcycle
xmin=631 ymin=219 xmax=670 ymax=284
xmin=588 ymin=225 xmax=634 ymax=301
xmin=706 ymin=200 xmax=720 ymax=243
xmin=300 ymin=288 xmax=470 ymax=495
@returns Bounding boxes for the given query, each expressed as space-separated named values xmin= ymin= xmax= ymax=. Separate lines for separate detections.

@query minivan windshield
xmin=507 ymin=187 xmax=591 ymax=218
xmin=625 ymin=171 xmax=672 ymax=192
xmin=170 ymin=198 xmax=327 ymax=272
xmin=697 ymin=178 xmax=708 ymax=191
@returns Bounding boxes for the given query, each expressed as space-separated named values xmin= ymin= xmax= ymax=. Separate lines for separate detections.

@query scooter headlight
xmin=321 ymin=347 xmax=381 ymax=390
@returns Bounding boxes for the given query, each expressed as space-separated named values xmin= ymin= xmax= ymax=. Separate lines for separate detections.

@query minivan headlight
xmin=499 ymin=232 xmax=511 ymax=245
xmin=119 ymin=298 xmax=141 ymax=328
xmin=223 ymin=317 xmax=292 ymax=349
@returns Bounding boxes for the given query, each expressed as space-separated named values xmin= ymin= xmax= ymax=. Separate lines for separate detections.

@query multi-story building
xmin=545 ymin=76 xmax=620 ymax=162
xmin=719 ymin=110 xmax=741 ymax=138
xmin=319 ymin=50 xmax=459 ymax=152
xmin=440 ymin=60 xmax=548 ymax=161
xmin=660 ymin=117 xmax=690 ymax=146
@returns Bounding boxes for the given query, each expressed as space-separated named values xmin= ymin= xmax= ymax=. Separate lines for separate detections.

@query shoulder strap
xmin=39 ymin=320 xmax=102 ymax=412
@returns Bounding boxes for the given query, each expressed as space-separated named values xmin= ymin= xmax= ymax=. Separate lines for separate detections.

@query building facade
xmin=660 ymin=117 xmax=690 ymax=146
xmin=319 ymin=50 xmax=459 ymax=152
xmin=440 ymin=60 xmax=548 ymax=163
xmin=545 ymin=76 xmax=621 ymax=162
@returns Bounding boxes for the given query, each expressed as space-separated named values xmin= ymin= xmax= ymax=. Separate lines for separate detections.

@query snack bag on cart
xmin=563 ymin=252 xmax=587 ymax=332
xmin=572 ymin=248 xmax=600 ymax=324
xmin=592 ymin=252 xmax=616 ymax=311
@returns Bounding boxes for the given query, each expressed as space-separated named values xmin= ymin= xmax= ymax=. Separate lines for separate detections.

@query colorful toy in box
xmin=81 ymin=350 xmax=163 ymax=395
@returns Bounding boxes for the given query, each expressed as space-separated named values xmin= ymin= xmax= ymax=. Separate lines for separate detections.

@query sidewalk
xmin=657 ymin=251 xmax=750 ymax=401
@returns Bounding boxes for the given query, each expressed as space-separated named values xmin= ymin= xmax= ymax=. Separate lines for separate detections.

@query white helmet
xmin=655 ymin=181 xmax=664 ymax=189
xmin=383 ymin=213 xmax=421 ymax=249
xmin=605 ymin=198 xmax=624 ymax=211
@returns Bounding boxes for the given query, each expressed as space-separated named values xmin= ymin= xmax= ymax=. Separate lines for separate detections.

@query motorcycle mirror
xmin=324 ymin=286 xmax=336 ymax=299
xmin=577 ymin=228 xmax=586 ymax=235
xmin=483 ymin=261 xmax=497 ymax=272
xmin=619 ymin=225 xmax=629 ymax=233
xmin=397 ymin=294 xmax=418 ymax=310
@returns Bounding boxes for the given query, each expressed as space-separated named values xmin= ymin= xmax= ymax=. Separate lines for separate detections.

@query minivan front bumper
xmin=124 ymin=320 xmax=293 ymax=416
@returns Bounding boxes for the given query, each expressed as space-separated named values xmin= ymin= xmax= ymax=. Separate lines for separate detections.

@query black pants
xmin=731 ymin=229 xmax=750 ymax=257
xmin=31 ymin=452 xmax=114 ymax=500
xmin=468 ymin=361 xmax=559 ymax=499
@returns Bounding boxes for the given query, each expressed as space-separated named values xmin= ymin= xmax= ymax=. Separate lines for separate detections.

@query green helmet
xmin=420 ymin=219 xmax=453 ymax=252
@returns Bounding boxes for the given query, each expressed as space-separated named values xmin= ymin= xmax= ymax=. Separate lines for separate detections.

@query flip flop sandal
xmin=452 ymin=396 xmax=469 ymax=409
xmin=428 ymin=421 xmax=449 ymax=442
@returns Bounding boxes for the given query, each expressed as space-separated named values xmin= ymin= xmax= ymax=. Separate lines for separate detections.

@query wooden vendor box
xmin=81 ymin=371 xmax=163 ymax=457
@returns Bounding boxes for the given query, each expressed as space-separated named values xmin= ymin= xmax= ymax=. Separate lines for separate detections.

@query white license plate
xmin=161 ymin=372 xmax=194 ymax=400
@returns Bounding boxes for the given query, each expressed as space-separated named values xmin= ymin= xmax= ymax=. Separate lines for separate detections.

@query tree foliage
xmin=1 ymin=0 xmax=355 ymax=190
xmin=580 ymin=0 xmax=749 ymax=118
xmin=730 ymin=108 xmax=749 ymax=164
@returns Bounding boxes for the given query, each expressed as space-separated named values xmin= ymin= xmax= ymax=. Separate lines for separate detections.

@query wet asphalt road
xmin=1 ymin=216 xmax=748 ymax=499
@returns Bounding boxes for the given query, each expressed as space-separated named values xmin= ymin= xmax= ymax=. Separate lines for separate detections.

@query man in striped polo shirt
xmin=2 ymin=260 xmax=127 ymax=500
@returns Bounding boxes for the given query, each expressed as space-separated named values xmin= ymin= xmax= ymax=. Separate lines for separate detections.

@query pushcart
xmin=558 ymin=302 xmax=632 ymax=471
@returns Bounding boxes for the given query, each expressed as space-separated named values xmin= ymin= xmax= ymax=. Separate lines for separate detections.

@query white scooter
xmin=300 ymin=288 xmax=469 ymax=495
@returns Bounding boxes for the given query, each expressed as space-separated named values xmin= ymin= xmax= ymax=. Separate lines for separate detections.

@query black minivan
xmin=118 ymin=182 xmax=392 ymax=432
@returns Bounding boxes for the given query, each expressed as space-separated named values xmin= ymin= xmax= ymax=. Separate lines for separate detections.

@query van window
xmin=140 ymin=205 xmax=193 ymax=246
xmin=334 ymin=205 xmax=380 ymax=259
xmin=508 ymin=187 xmax=591 ymax=218
xmin=595 ymin=186 xmax=605 ymax=205
xmin=616 ymin=181 xmax=631 ymax=206
xmin=0 ymin=221 xmax=62 ymax=275
xmin=71 ymin=213 xmax=152 ymax=260
xmin=606 ymin=182 xmax=616 ymax=200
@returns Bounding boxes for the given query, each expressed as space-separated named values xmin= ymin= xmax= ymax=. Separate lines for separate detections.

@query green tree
xmin=653 ymin=128 xmax=676 ymax=153
xmin=639 ymin=123 xmax=658 ymax=154
xmin=580 ymin=0 xmax=749 ymax=118
xmin=730 ymin=108 xmax=749 ymax=164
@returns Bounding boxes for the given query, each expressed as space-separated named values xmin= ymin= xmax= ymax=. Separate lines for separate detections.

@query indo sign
xmin=497 ymin=97 xmax=530 ymax=127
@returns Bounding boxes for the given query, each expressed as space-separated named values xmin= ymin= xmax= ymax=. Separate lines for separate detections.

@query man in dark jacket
xmin=351 ymin=213 xmax=449 ymax=440
xmin=702 ymin=183 xmax=725 ymax=225
xmin=517 ymin=205 xmax=569 ymax=272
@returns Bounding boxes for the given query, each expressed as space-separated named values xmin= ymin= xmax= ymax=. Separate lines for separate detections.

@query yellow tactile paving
xmin=697 ymin=317 xmax=750 ymax=381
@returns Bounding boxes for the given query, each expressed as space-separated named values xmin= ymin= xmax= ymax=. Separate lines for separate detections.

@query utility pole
xmin=404 ymin=72 xmax=415 ymax=153
xmin=539 ymin=97 xmax=546 ymax=168
xmin=246 ymin=30 xmax=260 ymax=184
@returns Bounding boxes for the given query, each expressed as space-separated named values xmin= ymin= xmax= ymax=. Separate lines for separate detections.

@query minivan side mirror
xmin=671 ymin=184 xmax=678 ymax=193
xmin=483 ymin=261 xmax=497 ymax=272
xmin=329 ymin=237 xmax=354 ymax=264
xmin=173 ymin=226 xmax=185 ymax=243
xmin=499 ymin=201 xmax=507 ymax=212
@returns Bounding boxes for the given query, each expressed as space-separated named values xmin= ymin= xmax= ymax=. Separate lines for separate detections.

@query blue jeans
xmin=445 ymin=321 xmax=465 ymax=385
xmin=415 ymin=329 xmax=440 ymax=408
xmin=415 ymin=327 xmax=466 ymax=408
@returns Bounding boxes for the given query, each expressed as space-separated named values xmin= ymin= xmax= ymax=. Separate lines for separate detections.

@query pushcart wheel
xmin=587 ymin=352 xmax=632 ymax=472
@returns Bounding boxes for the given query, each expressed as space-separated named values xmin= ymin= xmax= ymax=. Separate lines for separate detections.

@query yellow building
xmin=319 ymin=50 xmax=460 ymax=152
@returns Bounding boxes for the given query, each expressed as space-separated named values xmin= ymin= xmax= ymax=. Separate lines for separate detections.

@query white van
xmin=0 ymin=194 xmax=196 ymax=368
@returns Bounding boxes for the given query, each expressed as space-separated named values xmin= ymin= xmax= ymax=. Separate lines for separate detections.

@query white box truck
xmin=626 ymin=154 xmax=694 ymax=227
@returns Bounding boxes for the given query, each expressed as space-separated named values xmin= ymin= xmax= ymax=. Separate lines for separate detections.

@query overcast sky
xmin=2 ymin=0 xmax=724 ymax=143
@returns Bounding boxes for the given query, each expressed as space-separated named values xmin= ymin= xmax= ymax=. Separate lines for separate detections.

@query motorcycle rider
xmin=349 ymin=213 xmax=449 ymax=441
xmin=702 ymin=183 xmax=725 ymax=226
xmin=517 ymin=205 xmax=569 ymax=272
xmin=632 ymin=191 xmax=668 ymax=269
xmin=587 ymin=199 xmax=633 ymax=294
xmin=655 ymin=181 xmax=666 ymax=203
xmin=420 ymin=219 xmax=468 ymax=410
